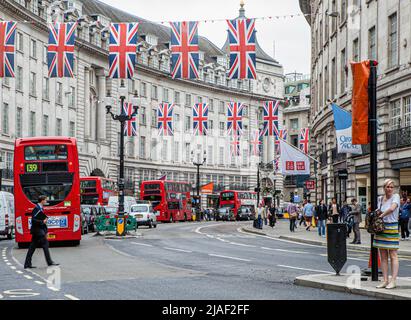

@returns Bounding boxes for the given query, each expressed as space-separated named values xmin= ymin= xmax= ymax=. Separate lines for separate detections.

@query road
xmin=2 ymin=221 xmax=411 ymax=300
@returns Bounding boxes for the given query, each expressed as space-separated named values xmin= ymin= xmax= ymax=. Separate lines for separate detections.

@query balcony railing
xmin=387 ymin=127 xmax=411 ymax=150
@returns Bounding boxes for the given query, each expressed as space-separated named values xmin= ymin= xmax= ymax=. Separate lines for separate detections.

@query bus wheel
xmin=72 ymin=240 xmax=80 ymax=246
xmin=148 ymin=220 xmax=153 ymax=229
xmin=169 ymin=215 xmax=173 ymax=223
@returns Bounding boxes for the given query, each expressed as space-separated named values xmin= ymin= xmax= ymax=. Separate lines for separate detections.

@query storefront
xmin=334 ymin=169 xmax=348 ymax=206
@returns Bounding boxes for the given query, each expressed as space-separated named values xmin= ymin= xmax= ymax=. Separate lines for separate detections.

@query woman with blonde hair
xmin=374 ymin=179 xmax=401 ymax=289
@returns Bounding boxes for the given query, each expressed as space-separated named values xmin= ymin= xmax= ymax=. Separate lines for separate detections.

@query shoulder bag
xmin=366 ymin=197 xmax=385 ymax=234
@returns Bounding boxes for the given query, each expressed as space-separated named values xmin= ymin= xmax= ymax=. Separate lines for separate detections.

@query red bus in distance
xmin=219 ymin=190 xmax=257 ymax=219
xmin=80 ymin=176 xmax=116 ymax=206
xmin=14 ymin=137 xmax=81 ymax=247
xmin=140 ymin=180 xmax=192 ymax=222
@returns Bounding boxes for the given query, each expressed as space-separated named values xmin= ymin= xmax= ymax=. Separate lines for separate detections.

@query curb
xmin=242 ymin=227 xmax=411 ymax=257
xmin=294 ymin=276 xmax=410 ymax=300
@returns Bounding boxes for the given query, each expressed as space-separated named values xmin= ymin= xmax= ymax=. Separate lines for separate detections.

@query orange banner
xmin=200 ymin=182 xmax=214 ymax=194
xmin=351 ymin=61 xmax=371 ymax=145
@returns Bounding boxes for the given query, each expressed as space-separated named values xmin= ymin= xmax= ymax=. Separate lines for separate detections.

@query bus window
xmin=221 ymin=192 xmax=235 ymax=201
xmin=23 ymin=184 xmax=73 ymax=206
xmin=24 ymin=145 xmax=68 ymax=161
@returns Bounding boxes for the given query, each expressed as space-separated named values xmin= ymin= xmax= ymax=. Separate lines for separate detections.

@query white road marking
xmin=163 ymin=247 xmax=192 ymax=253
xmin=105 ymin=244 xmax=133 ymax=258
xmin=24 ymin=275 xmax=33 ymax=280
xmin=6 ymin=263 xmax=11 ymax=266
xmin=10 ymin=266 xmax=16 ymax=270
xmin=274 ymin=249 xmax=309 ymax=254
xmin=4 ymin=259 xmax=8 ymax=262
xmin=65 ymin=294 xmax=80 ymax=300
xmin=48 ymin=286 xmax=60 ymax=292
xmin=277 ymin=264 xmax=334 ymax=274
xmin=35 ymin=281 xmax=44 ymax=285
xmin=208 ymin=254 xmax=251 ymax=262
xmin=16 ymin=271 xmax=23 ymax=274
xmin=105 ymin=239 xmax=122 ymax=242
xmin=229 ymin=242 xmax=256 ymax=248
xmin=131 ymin=242 xmax=153 ymax=247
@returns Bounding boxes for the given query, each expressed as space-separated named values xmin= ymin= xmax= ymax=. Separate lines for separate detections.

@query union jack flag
xmin=121 ymin=102 xmax=138 ymax=136
xmin=48 ymin=22 xmax=77 ymax=78
xmin=226 ymin=18 xmax=257 ymax=80
xmin=261 ymin=100 xmax=280 ymax=137
xmin=158 ymin=103 xmax=174 ymax=136
xmin=170 ymin=21 xmax=199 ymax=79
xmin=109 ymin=23 xmax=139 ymax=79
xmin=250 ymin=129 xmax=262 ymax=157
xmin=230 ymin=136 xmax=240 ymax=157
xmin=227 ymin=102 xmax=244 ymax=136
xmin=299 ymin=128 xmax=310 ymax=154
xmin=274 ymin=129 xmax=288 ymax=154
xmin=193 ymin=103 xmax=209 ymax=136
xmin=0 ymin=21 xmax=17 ymax=78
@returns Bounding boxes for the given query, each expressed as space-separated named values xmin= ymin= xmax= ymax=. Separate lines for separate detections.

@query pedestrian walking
xmin=269 ymin=204 xmax=276 ymax=228
xmin=349 ymin=198 xmax=362 ymax=244
xmin=287 ymin=202 xmax=298 ymax=232
xmin=298 ymin=204 xmax=306 ymax=227
xmin=256 ymin=203 xmax=264 ymax=230
xmin=263 ymin=205 xmax=268 ymax=226
xmin=374 ymin=179 xmax=400 ymax=289
xmin=328 ymin=198 xmax=340 ymax=223
xmin=340 ymin=200 xmax=351 ymax=223
xmin=399 ymin=198 xmax=410 ymax=240
xmin=24 ymin=196 xmax=59 ymax=269
xmin=303 ymin=200 xmax=314 ymax=231
xmin=315 ymin=200 xmax=328 ymax=238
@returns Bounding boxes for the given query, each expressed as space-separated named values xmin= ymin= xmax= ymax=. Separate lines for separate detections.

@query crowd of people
xmin=286 ymin=198 xmax=363 ymax=243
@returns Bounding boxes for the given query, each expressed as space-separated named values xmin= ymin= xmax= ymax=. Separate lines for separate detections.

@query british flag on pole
xmin=274 ymin=129 xmax=288 ymax=154
xmin=261 ymin=100 xmax=280 ymax=137
xmin=193 ymin=103 xmax=209 ymax=136
xmin=299 ymin=128 xmax=310 ymax=154
xmin=158 ymin=103 xmax=174 ymax=136
xmin=250 ymin=129 xmax=262 ymax=157
xmin=226 ymin=18 xmax=257 ymax=80
xmin=227 ymin=102 xmax=244 ymax=136
xmin=0 ymin=21 xmax=17 ymax=78
xmin=121 ymin=102 xmax=138 ymax=136
xmin=230 ymin=136 xmax=240 ymax=157
xmin=48 ymin=22 xmax=77 ymax=78
xmin=109 ymin=23 xmax=139 ymax=79
xmin=170 ymin=21 xmax=199 ymax=79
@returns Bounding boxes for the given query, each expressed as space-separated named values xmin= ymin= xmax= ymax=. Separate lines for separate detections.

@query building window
xmin=68 ymin=86 xmax=75 ymax=108
xmin=16 ymin=107 xmax=22 ymax=137
xmin=17 ymin=32 xmax=23 ymax=52
xmin=30 ymin=39 xmax=37 ymax=59
xmin=140 ymin=136 xmax=146 ymax=159
xmin=331 ymin=58 xmax=336 ymax=99
xmin=324 ymin=66 xmax=329 ymax=102
xmin=29 ymin=112 xmax=36 ymax=136
xmin=340 ymin=49 xmax=347 ymax=93
xmin=174 ymin=113 xmax=180 ymax=132
xmin=162 ymin=140 xmax=168 ymax=161
xmin=219 ymin=147 xmax=224 ymax=165
xmin=57 ymin=82 xmax=63 ymax=104
xmin=151 ymin=109 xmax=157 ymax=127
xmin=140 ymin=82 xmax=147 ymax=97
xmin=140 ymin=107 xmax=146 ymax=125
xmin=185 ymin=116 xmax=191 ymax=132
xmin=219 ymin=101 xmax=225 ymax=114
xmin=403 ymin=97 xmax=411 ymax=128
xmin=163 ymin=88 xmax=169 ymax=102
xmin=291 ymin=135 xmax=299 ymax=148
xmin=207 ymin=146 xmax=213 ymax=165
xmin=185 ymin=143 xmax=190 ymax=162
xmin=174 ymin=91 xmax=180 ymax=104
xmin=151 ymin=85 xmax=158 ymax=100
xmin=185 ymin=94 xmax=192 ymax=107
xmin=368 ymin=26 xmax=377 ymax=61
xmin=219 ymin=122 xmax=225 ymax=136
xmin=340 ymin=0 xmax=347 ymax=22
xmin=43 ymin=77 xmax=49 ymax=100
xmin=388 ymin=13 xmax=398 ymax=68
xmin=353 ymin=38 xmax=359 ymax=62
xmin=318 ymin=73 xmax=323 ymax=109
xmin=209 ymin=99 xmax=214 ymax=112
xmin=42 ymin=115 xmax=49 ymax=136
xmin=16 ymin=66 xmax=23 ymax=91
xmin=208 ymin=119 xmax=214 ymax=130
xmin=2 ymin=103 xmax=9 ymax=134
xmin=69 ymin=121 xmax=75 ymax=137
xmin=30 ymin=72 xmax=36 ymax=96
xmin=56 ymin=118 xmax=62 ymax=136
xmin=389 ymin=100 xmax=401 ymax=129
xmin=174 ymin=142 xmax=179 ymax=162
xmin=290 ymin=119 xmax=299 ymax=130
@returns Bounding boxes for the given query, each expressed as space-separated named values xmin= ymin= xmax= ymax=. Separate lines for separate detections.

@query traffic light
xmin=290 ymin=192 xmax=294 ymax=203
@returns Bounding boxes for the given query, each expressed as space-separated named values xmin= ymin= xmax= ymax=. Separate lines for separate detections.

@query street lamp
xmin=105 ymin=81 xmax=139 ymax=236
xmin=192 ymin=150 xmax=206 ymax=222
xmin=0 ymin=155 xmax=3 ymax=191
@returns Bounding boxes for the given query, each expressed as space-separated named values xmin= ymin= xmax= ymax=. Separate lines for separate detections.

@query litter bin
xmin=327 ymin=223 xmax=347 ymax=275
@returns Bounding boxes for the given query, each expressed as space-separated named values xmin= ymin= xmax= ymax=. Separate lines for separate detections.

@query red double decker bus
xmin=219 ymin=190 xmax=257 ymax=219
xmin=80 ymin=177 xmax=116 ymax=206
xmin=14 ymin=137 xmax=81 ymax=247
xmin=140 ymin=180 xmax=192 ymax=222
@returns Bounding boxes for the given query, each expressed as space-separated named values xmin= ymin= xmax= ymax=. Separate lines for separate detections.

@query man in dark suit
xmin=24 ymin=195 xmax=59 ymax=269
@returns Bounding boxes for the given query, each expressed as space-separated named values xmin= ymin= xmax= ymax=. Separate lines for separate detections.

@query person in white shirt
xmin=374 ymin=179 xmax=400 ymax=290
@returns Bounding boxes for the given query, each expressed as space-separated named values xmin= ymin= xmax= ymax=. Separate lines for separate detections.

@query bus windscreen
xmin=25 ymin=145 xmax=68 ymax=161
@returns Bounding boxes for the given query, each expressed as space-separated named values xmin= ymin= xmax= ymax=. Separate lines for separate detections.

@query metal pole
xmin=256 ymin=164 xmax=260 ymax=206
xmin=117 ymin=97 xmax=126 ymax=237
xmin=369 ymin=60 xmax=379 ymax=281
xmin=315 ymin=161 xmax=318 ymax=206
xmin=196 ymin=163 xmax=200 ymax=222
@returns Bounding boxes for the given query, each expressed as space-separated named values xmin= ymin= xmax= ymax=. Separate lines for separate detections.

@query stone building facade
xmin=0 ymin=0 xmax=284 ymax=205
xmin=300 ymin=0 xmax=411 ymax=210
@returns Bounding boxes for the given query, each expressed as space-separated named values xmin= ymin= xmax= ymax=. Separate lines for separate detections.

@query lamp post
xmin=105 ymin=82 xmax=139 ymax=236
xmin=193 ymin=150 xmax=206 ymax=222
xmin=0 ymin=155 xmax=3 ymax=191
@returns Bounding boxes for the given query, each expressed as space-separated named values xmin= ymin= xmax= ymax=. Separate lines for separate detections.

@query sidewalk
xmin=241 ymin=219 xmax=411 ymax=257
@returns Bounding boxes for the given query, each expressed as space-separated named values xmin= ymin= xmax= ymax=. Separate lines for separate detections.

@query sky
xmin=99 ymin=0 xmax=311 ymax=75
